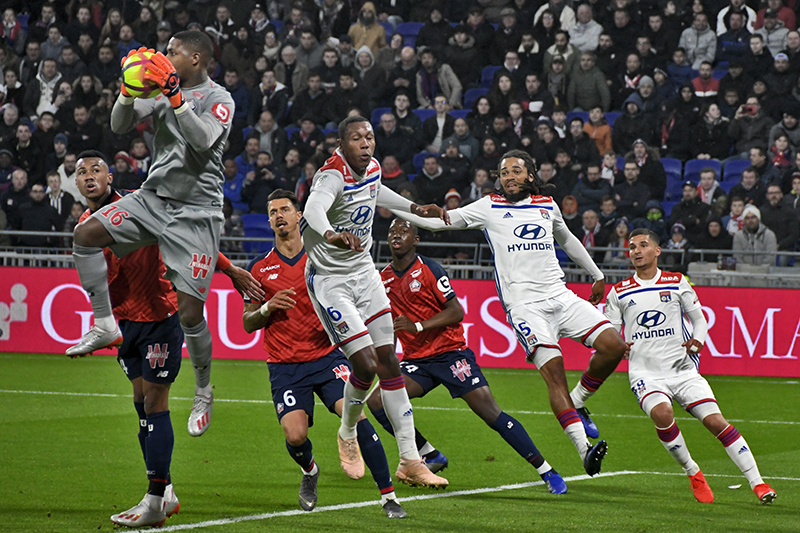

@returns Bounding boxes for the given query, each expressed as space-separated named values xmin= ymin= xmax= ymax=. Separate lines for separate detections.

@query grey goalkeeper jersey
xmin=110 ymin=79 xmax=234 ymax=207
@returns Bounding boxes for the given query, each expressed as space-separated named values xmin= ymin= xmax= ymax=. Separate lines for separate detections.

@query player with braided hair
xmin=389 ymin=150 xmax=628 ymax=478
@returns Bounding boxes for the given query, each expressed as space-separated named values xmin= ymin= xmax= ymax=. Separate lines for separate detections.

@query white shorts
xmin=305 ymin=263 xmax=392 ymax=357
xmin=630 ymin=373 xmax=720 ymax=421
xmin=506 ymin=290 xmax=613 ymax=368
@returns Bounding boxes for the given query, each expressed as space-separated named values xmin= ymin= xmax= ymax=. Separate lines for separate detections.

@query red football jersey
xmin=79 ymin=190 xmax=178 ymax=322
xmin=246 ymin=248 xmax=334 ymax=363
xmin=381 ymin=255 xmax=467 ymax=360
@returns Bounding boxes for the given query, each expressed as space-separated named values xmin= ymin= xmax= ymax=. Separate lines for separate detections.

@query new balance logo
xmin=507 ymin=421 xmax=514 ymax=429
xmin=146 ymin=344 xmax=169 ymax=369
xmin=156 ymin=370 xmax=169 ymax=378
xmin=267 ymin=273 xmax=278 ymax=280
xmin=349 ymin=399 xmax=364 ymax=405
xmin=669 ymin=444 xmax=682 ymax=451
xmin=472 ymin=377 xmax=480 ymax=385
xmin=738 ymin=446 xmax=749 ymax=455
xmin=503 ymin=212 xmax=513 ymax=218
xmin=402 ymin=408 xmax=413 ymax=417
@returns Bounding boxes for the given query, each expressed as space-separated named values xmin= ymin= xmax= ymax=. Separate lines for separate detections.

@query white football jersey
xmin=301 ymin=149 xmax=381 ymax=276
xmin=605 ymin=269 xmax=702 ymax=381
xmin=453 ymin=193 xmax=577 ymax=310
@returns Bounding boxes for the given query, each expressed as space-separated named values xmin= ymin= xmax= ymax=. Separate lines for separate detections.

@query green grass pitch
xmin=1 ymin=353 xmax=797 ymax=533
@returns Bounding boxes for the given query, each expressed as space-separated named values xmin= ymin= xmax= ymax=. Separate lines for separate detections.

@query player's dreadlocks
xmin=495 ymin=149 xmax=552 ymax=202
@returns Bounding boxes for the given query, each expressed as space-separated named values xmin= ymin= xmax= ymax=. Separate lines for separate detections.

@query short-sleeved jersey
xmin=301 ymin=149 xmax=381 ymax=276
xmin=452 ymin=193 xmax=571 ymax=310
xmin=132 ymin=80 xmax=233 ymax=206
xmin=246 ymin=248 xmax=334 ymax=363
xmin=605 ymin=269 xmax=703 ymax=380
xmin=80 ymin=189 xmax=178 ymax=322
xmin=380 ymin=255 xmax=467 ymax=360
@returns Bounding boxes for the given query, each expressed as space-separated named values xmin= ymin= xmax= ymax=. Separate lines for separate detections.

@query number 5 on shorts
xmin=517 ymin=321 xmax=532 ymax=336
xmin=327 ymin=307 xmax=342 ymax=321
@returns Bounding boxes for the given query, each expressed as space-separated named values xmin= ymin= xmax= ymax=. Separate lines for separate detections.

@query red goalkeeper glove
xmin=145 ymin=52 xmax=184 ymax=108
xmin=119 ymin=47 xmax=153 ymax=98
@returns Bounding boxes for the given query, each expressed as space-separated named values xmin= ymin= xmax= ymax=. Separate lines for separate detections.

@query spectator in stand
xmin=691 ymin=61 xmax=719 ymax=105
xmin=636 ymin=76 xmax=661 ymax=119
xmin=289 ymin=115 xmax=325 ymax=162
xmin=632 ymin=199 xmax=669 ymax=245
xmin=614 ymin=160 xmax=651 ymax=219
xmin=471 ymin=136 xmax=502 ymax=173
xmin=253 ymin=110 xmax=289 ymax=165
xmin=1 ymin=7 xmax=27 ymax=55
xmin=288 ymin=73 xmax=329 ymax=128
xmin=445 ymin=118 xmax=481 ymax=162
xmin=416 ymin=48 xmax=462 ymax=110
xmin=19 ymin=41 xmax=43 ymax=87
xmin=465 ymin=6 xmax=494 ymax=65
xmin=583 ymin=106 xmax=612 ymax=155
xmin=275 ymin=45 xmax=309 ymax=102
xmin=613 ymin=93 xmax=656 ymax=154
xmin=763 ymin=53 xmax=796 ymax=102
xmin=415 ymin=155 xmax=452 ymax=206
xmin=65 ymin=105 xmax=101 ymax=156
xmin=760 ymin=183 xmax=799 ymax=264
xmin=376 ymin=113 xmax=416 ymax=170
xmin=569 ymin=4 xmax=602 ymax=53
xmin=385 ymin=46 xmax=417 ymax=105
xmin=44 ymin=171 xmax=74 ymax=227
xmin=112 ymin=151 xmax=142 ymax=191
xmin=756 ymin=9 xmax=789 ymax=57
xmin=545 ymin=56 xmax=568 ymax=107
xmin=647 ymin=12 xmax=679 ymax=60
xmin=769 ymin=133 xmax=795 ymax=173
xmin=416 ymin=7 xmax=454 ymax=58
xmin=206 ymin=4 xmax=237 ymax=48
xmin=380 ymin=155 xmax=410 ymax=194
xmin=1 ymin=168 xmax=29 ymax=226
xmin=635 ymin=36 xmax=665 ymax=75
xmin=58 ymin=46 xmax=87 ymax=86
xmin=669 ymin=180 xmax=712 ymax=243
xmin=422 ymin=96 xmax=456 ymax=154
xmin=494 ymin=50 xmax=527 ymax=90
xmin=755 ymin=0 xmax=796 ymax=32
xmin=12 ymin=123 xmax=44 ymax=184
xmin=23 ymin=57 xmax=63 ymax=119
xmin=461 ymin=167 xmax=491 ymax=205
xmin=729 ymin=167 xmax=768 ymax=208
xmin=691 ymin=103 xmax=733 ymax=160
xmin=733 ymin=205 xmax=778 ymax=265
xmin=249 ymin=69 xmax=290 ymax=126
xmin=573 ymin=161 xmax=612 ymax=214
xmin=608 ymin=8 xmax=638 ymax=55
xmin=314 ymin=47 xmax=343 ymax=95
xmin=612 ymin=52 xmax=647 ymax=110
xmin=444 ymin=25 xmax=482 ymax=89
xmin=783 ymin=172 xmax=800 ymax=208
xmin=348 ymin=2 xmax=386 ymax=55
xmin=89 ymin=45 xmax=121 ymax=88
xmin=296 ymin=26 xmax=324 ymax=71
xmin=717 ymin=0 xmax=757 ymax=36
xmin=354 ymin=45 xmax=386 ymax=112
xmin=520 ymin=72 xmax=555 ymax=121
xmin=729 ymin=96 xmax=775 ymax=157
xmin=543 ymin=30 xmax=580 ymax=76
xmin=241 ymin=151 xmax=289 ymax=214
xmin=663 ymin=223 xmax=691 ymax=272
xmin=782 ymin=31 xmax=800 ymax=74
xmin=603 ymin=217 xmax=632 ymax=267
xmin=438 ymin=139 xmax=471 ymax=191
xmin=599 ymin=193 xmax=620 ymax=231
xmin=750 ymin=146 xmax=782 ymax=185
xmin=576 ymin=208 xmax=609 ymax=262
xmin=568 ymin=52 xmax=610 ymax=111
xmin=697 ymin=167 xmax=728 ymax=218
xmin=534 ymin=0 xmax=576 ymax=32
xmin=57 ymin=152 xmax=79 ymax=202
xmin=492 ymin=8 xmax=525 ymax=65
xmin=41 ymin=23 xmax=69 ymax=62
xmin=666 ymin=48 xmax=693 ymax=90
xmin=564 ymin=117 xmax=600 ymax=169
xmin=628 ymin=139 xmax=666 ymax=200
xmin=678 ymin=12 xmax=716 ymax=69
xmin=768 ymin=104 xmax=800 ymax=152
xmin=742 ymin=34 xmax=774 ymax=82
xmin=14 ymin=182 xmax=61 ymax=248
xmin=690 ymin=218 xmax=734 ymax=262
xmin=518 ymin=31 xmax=545 ymax=76
xmin=717 ymin=12 xmax=751 ymax=64
xmin=222 ymin=157 xmax=247 ymax=214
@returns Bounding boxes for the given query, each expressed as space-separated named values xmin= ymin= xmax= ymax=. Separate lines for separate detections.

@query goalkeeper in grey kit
xmin=69 ymin=32 xmax=262 ymax=447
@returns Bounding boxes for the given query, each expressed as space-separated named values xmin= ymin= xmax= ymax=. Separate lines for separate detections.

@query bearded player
xmin=241 ymin=189 xmax=406 ymax=518
xmin=388 ymin=150 xmax=627 ymax=476
xmin=67 ymin=34 xmax=255 ymax=438
xmin=605 ymin=228 xmax=777 ymax=505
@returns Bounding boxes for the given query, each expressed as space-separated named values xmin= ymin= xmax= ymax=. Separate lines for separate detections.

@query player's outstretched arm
xmin=377 ymin=186 xmax=451 ymax=224
xmin=217 ymin=253 xmax=265 ymax=302
xmin=552 ymin=210 xmax=604 ymax=301
xmin=242 ymin=288 xmax=297 ymax=333
xmin=394 ymin=297 xmax=464 ymax=334
xmin=303 ymin=185 xmax=363 ymax=251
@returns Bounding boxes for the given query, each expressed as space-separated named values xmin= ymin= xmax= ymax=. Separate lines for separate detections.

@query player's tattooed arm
xmin=242 ymin=288 xmax=297 ymax=332
xmin=394 ymin=297 xmax=464 ymax=334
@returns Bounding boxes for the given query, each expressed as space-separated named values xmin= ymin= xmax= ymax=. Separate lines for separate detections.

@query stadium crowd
xmin=1 ymin=0 xmax=800 ymax=267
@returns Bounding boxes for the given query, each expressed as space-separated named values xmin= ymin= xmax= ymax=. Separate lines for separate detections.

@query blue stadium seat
xmin=241 ymin=214 xmax=274 ymax=255
xmin=17 ymin=13 xmax=28 ymax=30
xmin=271 ymin=19 xmax=284 ymax=32
xmin=712 ymin=70 xmax=727 ymax=80
xmin=661 ymin=201 xmax=679 ymax=217
xmin=481 ymin=66 xmax=502 ymax=88
xmin=719 ymin=179 xmax=737 ymax=194
xmin=370 ymin=107 xmax=392 ymax=128
xmin=322 ymin=128 xmax=337 ymax=135
xmin=407 ymin=173 xmax=417 ymax=181
xmin=450 ymin=109 xmax=469 ymax=120
xmin=723 ymin=159 xmax=750 ymax=182
xmin=285 ymin=126 xmax=299 ymax=138
xmin=379 ymin=21 xmax=393 ymax=44
xmin=463 ymin=87 xmax=489 ymax=109
xmin=566 ymin=111 xmax=589 ymax=124
xmin=395 ymin=22 xmax=424 ymax=41
xmin=661 ymin=158 xmax=682 ymax=181
xmin=605 ymin=112 xmax=621 ymax=127
xmin=413 ymin=108 xmax=436 ymax=122
xmin=242 ymin=126 xmax=253 ymax=141
xmin=412 ymin=152 xmax=437 ymax=173
xmin=665 ymin=176 xmax=686 ymax=202
xmin=684 ymin=159 xmax=721 ymax=182
xmin=616 ymin=156 xmax=625 ymax=171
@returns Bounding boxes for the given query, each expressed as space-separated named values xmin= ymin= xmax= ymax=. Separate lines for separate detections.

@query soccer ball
xmin=121 ymin=51 xmax=161 ymax=99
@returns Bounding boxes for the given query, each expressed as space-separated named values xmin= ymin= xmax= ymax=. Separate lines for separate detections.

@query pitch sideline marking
xmin=135 ymin=469 xmax=798 ymax=532
xmin=2 ymin=388 xmax=799 ymax=426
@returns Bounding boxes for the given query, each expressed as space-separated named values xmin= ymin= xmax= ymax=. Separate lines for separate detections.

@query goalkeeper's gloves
xmin=145 ymin=52 xmax=184 ymax=108
xmin=119 ymin=47 xmax=153 ymax=98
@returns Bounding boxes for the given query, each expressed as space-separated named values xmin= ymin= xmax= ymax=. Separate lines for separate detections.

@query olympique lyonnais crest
xmin=660 ymin=291 xmax=672 ymax=303
xmin=526 ymin=333 xmax=538 ymax=345
xmin=370 ymin=183 xmax=376 ymax=198
xmin=540 ymin=209 xmax=550 ymax=219
xmin=632 ymin=379 xmax=647 ymax=397
xmin=336 ymin=321 xmax=350 ymax=334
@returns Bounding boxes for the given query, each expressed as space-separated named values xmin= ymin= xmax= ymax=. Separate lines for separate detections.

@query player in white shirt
xmin=301 ymin=116 xmax=449 ymax=488
xmin=394 ymin=150 xmax=628 ymax=476
xmin=605 ymin=228 xmax=777 ymax=505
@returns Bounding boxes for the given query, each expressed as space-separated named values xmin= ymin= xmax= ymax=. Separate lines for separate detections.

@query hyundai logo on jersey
xmin=637 ymin=310 xmax=666 ymax=328
xmin=350 ymin=205 xmax=373 ymax=225
xmin=513 ymin=224 xmax=546 ymax=240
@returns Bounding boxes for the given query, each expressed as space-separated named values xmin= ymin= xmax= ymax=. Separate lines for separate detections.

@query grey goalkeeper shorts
xmin=90 ymin=188 xmax=223 ymax=301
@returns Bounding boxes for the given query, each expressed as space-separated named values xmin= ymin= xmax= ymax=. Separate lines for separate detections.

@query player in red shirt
xmin=71 ymin=150 xmax=263 ymax=528
xmin=366 ymin=218 xmax=567 ymax=495
xmin=241 ymin=189 xmax=406 ymax=518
